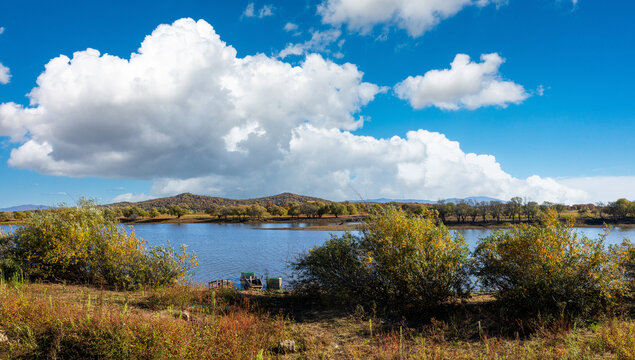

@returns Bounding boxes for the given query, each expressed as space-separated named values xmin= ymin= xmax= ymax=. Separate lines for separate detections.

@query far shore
xmin=2 ymin=214 xmax=633 ymax=230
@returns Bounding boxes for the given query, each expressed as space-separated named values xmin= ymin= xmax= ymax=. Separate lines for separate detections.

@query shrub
xmin=293 ymin=207 xmax=471 ymax=312
xmin=0 ymin=199 xmax=197 ymax=289
xmin=473 ymin=209 xmax=631 ymax=320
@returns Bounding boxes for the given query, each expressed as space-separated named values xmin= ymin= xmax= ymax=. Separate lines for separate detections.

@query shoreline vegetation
xmin=1 ymin=200 xmax=634 ymax=359
xmin=2 ymin=193 xmax=634 ymax=230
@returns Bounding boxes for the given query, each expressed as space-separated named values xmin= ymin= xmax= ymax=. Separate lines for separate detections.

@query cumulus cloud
xmin=318 ymin=0 xmax=499 ymax=37
xmin=279 ymin=29 xmax=343 ymax=58
xmin=1 ymin=18 xmax=381 ymax=178
xmin=0 ymin=27 xmax=4 ymax=35
xmin=558 ymin=176 xmax=635 ymax=203
xmin=145 ymin=126 xmax=586 ymax=204
xmin=283 ymin=22 xmax=299 ymax=32
xmin=243 ymin=3 xmax=274 ymax=18
xmin=111 ymin=192 xmax=155 ymax=203
xmin=0 ymin=62 xmax=10 ymax=84
xmin=0 ymin=18 xmax=586 ymax=204
xmin=394 ymin=53 xmax=528 ymax=110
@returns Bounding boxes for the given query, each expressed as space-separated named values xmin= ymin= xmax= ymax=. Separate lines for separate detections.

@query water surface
xmin=2 ymin=223 xmax=632 ymax=286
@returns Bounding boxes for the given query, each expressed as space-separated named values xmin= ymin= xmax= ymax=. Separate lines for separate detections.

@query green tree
xmin=523 ymin=201 xmax=540 ymax=221
xmin=0 ymin=200 xmax=197 ymax=289
xmin=473 ymin=210 xmax=631 ymax=319
xmin=247 ymin=204 xmax=267 ymax=220
xmin=346 ymin=203 xmax=358 ymax=216
xmin=287 ymin=202 xmax=301 ymax=218
xmin=329 ymin=202 xmax=348 ymax=218
xmin=169 ymin=205 xmax=186 ymax=219
xmin=149 ymin=208 xmax=160 ymax=218
xmin=293 ymin=207 xmax=471 ymax=312
xmin=267 ymin=205 xmax=287 ymax=217
xmin=301 ymin=202 xmax=319 ymax=218
xmin=508 ymin=196 xmax=523 ymax=222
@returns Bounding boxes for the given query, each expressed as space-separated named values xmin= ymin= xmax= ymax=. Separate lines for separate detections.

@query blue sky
xmin=0 ymin=0 xmax=633 ymax=207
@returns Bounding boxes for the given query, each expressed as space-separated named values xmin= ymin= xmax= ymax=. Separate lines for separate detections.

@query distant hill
xmin=353 ymin=198 xmax=435 ymax=204
xmin=354 ymin=196 xmax=505 ymax=204
xmin=0 ymin=204 xmax=51 ymax=213
xmin=443 ymin=196 xmax=506 ymax=204
xmin=110 ymin=192 xmax=332 ymax=212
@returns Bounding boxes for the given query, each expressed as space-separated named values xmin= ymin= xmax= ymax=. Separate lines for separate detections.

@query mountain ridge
xmin=351 ymin=196 xmax=505 ymax=204
xmin=109 ymin=192 xmax=332 ymax=212
xmin=0 ymin=204 xmax=52 ymax=213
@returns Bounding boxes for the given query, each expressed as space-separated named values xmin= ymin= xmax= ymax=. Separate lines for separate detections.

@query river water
xmin=2 ymin=223 xmax=633 ymax=286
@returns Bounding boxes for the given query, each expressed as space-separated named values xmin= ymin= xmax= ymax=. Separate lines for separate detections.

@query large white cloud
xmin=2 ymin=19 xmax=380 ymax=179
xmin=317 ymin=0 xmax=577 ymax=38
xmin=146 ymin=125 xmax=586 ymax=203
xmin=395 ymin=53 xmax=528 ymax=110
xmin=318 ymin=0 xmax=499 ymax=37
xmin=0 ymin=18 xmax=586 ymax=203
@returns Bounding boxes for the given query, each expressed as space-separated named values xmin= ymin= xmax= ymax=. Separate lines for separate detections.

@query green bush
xmin=0 ymin=200 xmax=197 ymax=289
xmin=473 ymin=210 xmax=631 ymax=320
xmin=292 ymin=207 xmax=471 ymax=312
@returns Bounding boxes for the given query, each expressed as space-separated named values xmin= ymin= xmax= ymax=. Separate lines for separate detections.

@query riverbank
xmin=1 ymin=282 xmax=633 ymax=359
xmin=2 ymin=214 xmax=634 ymax=230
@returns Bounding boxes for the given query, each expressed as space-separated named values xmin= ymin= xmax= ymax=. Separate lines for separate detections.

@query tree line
xmin=396 ymin=197 xmax=635 ymax=224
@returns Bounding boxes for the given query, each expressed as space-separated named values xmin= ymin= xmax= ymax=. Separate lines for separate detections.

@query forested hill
xmin=110 ymin=192 xmax=331 ymax=212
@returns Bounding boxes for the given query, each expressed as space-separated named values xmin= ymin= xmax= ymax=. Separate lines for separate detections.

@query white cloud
xmin=318 ymin=0 xmax=499 ymax=37
xmin=1 ymin=18 xmax=381 ymax=178
xmin=259 ymin=4 xmax=274 ymax=17
xmin=394 ymin=53 xmax=528 ymax=110
xmin=148 ymin=126 xmax=586 ymax=204
xmin=284 ymin=22 xmax=299 ymax=32
xmin=243 ymin=3 xmax=274 ymax=18
xmin=279 ymin=29 xmax=343 ymax=58
xmin=558 ymin=176 xmax=635 ymax=203
xmin=243 ymin=3 xmax=256 ymax=17
xmin=0 ymin=62 xmax=10 ymax=84
xmin=0 ymin=18 xmax=586 ymax=204
xmin=111 ymin=192 xmax=155 ymax=203
xmin=0 ymin=27 xmax=4 ymax=35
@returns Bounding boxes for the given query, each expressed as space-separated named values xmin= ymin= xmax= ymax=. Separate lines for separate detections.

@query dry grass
xmin=1 ymin=281 xmax=633 ymax=359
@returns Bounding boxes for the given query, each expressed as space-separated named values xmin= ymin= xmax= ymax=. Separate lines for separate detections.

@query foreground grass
xmin=1 ymin=282 xmax=633 ymax=359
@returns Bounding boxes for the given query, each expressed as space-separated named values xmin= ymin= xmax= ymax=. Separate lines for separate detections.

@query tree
xmin=287 ymin=202 xmax=301 ymax=218
xmin=608 ymin=198 xmax=631 ymax=220
xmin=475 ymin=202 xmax=487 ymax=222
xmin=293 ymin=207 xmax=471 ymax=311
xmin=301 ymin=202 xmax=319 ymax=218
xmin=267 ymin=205 xmax=287 ymax=217
xmin=455 ymin=201 xmax=469 ymax=223
xmin=149 ymin=208 xmax=160 ymax=218
xmin=433 ymin=201 xmax=449 ymax=222
xmin=230 ymin=206 xmax=247 ymax=220
xmin=473 ymin=210 xmax=632 ymax=319
xmin=329 ymin=202 xmax=348 ymax=218
xmin=346 ymin=203 xmax=358 ymax=215
xmin=490 ymin=201 xmax=503 ymax=223
xmin=0 ymin=200 xmax=197 ymax=289
xmin=508 ymin=196 xmax=523 ymax=222
xmin=219 ymin=206 xmax=231 ymax=219
xmin=169 ymin=205 xmax=186 ymax=219
xmin=316 ymin=202 xmax=330 ymax=218
xmin=247 ymin=204 xmax=267 ymax=220
xmin=523 ymin=201 xmax=540 ymax=221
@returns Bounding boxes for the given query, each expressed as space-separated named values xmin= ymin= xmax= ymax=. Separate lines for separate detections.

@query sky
xmin=0 ymin=0 xmax=633 ymax=207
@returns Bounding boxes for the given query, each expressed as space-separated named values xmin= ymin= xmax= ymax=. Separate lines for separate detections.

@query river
xmin=1 ymin=223 xmax=632 ymax=286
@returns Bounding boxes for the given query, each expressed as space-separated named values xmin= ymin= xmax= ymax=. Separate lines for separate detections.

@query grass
xmin=1 ymin=281 xmax=632 ymax=359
